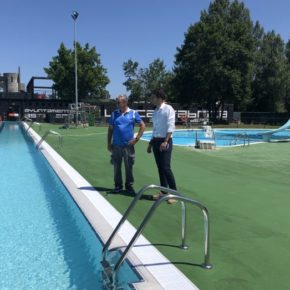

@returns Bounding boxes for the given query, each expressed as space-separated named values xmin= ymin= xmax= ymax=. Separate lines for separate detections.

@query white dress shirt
xmin=152 ymin=102 xmax=175 ymax=138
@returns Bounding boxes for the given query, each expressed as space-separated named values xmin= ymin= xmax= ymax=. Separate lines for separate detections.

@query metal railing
xmin=195 ymin=127 xmax=216 ymax=149
xmin=21 ymin=116 xmax=41 ymax=133
xmin=36 ymin=130 xmax=63 ymax=149
xmin=26 ymin=121 xmax=42 ymax=133
xmin=21 ymin=116 xmax=33 ymax=131
xmin=21 ymin=116 xmax=32 ymax=122
xmin=102 ymin=185 xmax=212 ymax=279
xmin=229 ymin=132 xmax=250 ymax=146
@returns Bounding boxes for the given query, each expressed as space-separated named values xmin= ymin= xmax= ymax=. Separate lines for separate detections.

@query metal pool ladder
xmin=27 ymin=121 xmax=42 ymax=133
xmin=230 ymin=132 xmax=250 ymax=146
xmin=102 ymin=184 xmax=213 ymax=281
xmin=36 ymin=130 xmax=63 ymax=149
xmin=22 ymin=116 xmax=33 ymax=131
xmin=21 ymin=116 xmax=42 ymax=133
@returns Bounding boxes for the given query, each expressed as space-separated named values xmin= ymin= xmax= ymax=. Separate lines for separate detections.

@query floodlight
xmin=71 ymin=11 xmax=79 ymax=21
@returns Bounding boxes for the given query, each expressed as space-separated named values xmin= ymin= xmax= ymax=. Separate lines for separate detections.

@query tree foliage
xmin=252 ymin=31 xmax=288 ymax=112
xmin=44 ymin=42 xmax=109 ymax=101
xmin=285 ymin=39 xmax=290 ymax=112
xmin=173 ymin=0 xmax=256 ymax=119
xmin=123 ymin=58 xmax=173 ymax=102
xmin=171 ymin=0 xmax=290 ymax=114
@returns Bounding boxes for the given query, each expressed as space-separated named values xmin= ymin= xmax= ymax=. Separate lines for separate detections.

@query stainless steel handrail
xmin=22 ymin=117 xmax=41 ymax=133
xmin=33 ymin=122 xmax=42 ymax=132
xmin=23 ymin=116 xmax=32 ymax=122
xmin=26 ymin=121 xmax=42 ymax=133
xmin=102 ymin=184 xmax=212 ymax=275
xmin=36 ymin=130 xmax=63 ymax=149
xmin=230 ymin=132 xmax=250 ymax=146
xmin=22 ymin=116 xmax=33 ymax=132
xmin=195 ymin=127 xmax=216 ymax=149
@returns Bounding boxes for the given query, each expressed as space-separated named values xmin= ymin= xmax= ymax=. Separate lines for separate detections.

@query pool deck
xmin=25 ymin=123 xmax=199 ymax=290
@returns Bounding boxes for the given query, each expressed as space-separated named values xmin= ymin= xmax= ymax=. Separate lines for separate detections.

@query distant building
xmin=0 ymin=68 xmax=234 ymax=123
xmin=26 ymin=76 xmax=56 ymax=99
xmin=0 ymin=68 xmax=26 ymax=94
xmin=0 ymin=68 xmax=64 ymax=121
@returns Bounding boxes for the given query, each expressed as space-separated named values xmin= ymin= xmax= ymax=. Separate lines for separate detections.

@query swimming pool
xmin=142 ymin=129 xmax=290 ymax=147
xmin=0 ymin=122 xmax=140 ymax=289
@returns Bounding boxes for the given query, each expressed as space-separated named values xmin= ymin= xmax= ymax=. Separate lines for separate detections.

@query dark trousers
xmin=112 ymin=145 xmax=135 ymax=188
xmin=152 ymin=138 xmax=177 ymax=192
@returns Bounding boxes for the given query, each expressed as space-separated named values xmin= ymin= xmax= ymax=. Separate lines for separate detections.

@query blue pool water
xmin=0 ymin=122 xmax=140 ymax=289
xmin=141 ymin=129 xmax=290 ymax=147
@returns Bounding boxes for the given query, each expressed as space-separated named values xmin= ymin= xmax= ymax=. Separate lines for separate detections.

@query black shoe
xmin=113 ymin=186 xmax=123 ymax=193
xmin=125 ymin=185 xmax=135 ymax=195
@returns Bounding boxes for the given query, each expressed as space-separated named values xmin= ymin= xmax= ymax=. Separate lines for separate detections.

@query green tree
xmin=44 ymin=42 xmax=109 ymax=101
xmin=173 ymin=0 xmax=256 ymax=120
xmin=285 ymin=39 xmax=290 ymax=112
xmin=123 ymin=58 xmax=174 ymax=102
xmin=252 ymin=31 xmax=288 ymax=112
xmin=123 ymin=59 xmax=143 ymax=101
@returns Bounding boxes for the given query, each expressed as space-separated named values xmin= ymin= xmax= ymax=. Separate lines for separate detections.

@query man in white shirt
xmin=147 ymin=89 xmax=177 ymax=204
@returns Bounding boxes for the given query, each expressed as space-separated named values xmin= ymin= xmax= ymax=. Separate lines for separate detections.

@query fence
xmin=240 ymin=112 xmax=290 ymax=125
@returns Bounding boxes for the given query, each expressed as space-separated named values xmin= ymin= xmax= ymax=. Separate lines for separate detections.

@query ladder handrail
xmin=230 ymin=132 xmax=250 ymax=146
xmin=23 ymin=116 xmax=32 ymax=122
xmin=33 ymin=122 xmax=42 ymax=132
xmin=36 ymin=130 xmax=63 ymax=149
xmin=22 ymin=116 xmax=34 ymax=132
xmin=26 ymin=121 xmax=42 ymax=133
xmin=102 ymin=184 xmax=212 ymax=275
xmin=22 ymin=117 xmax=41 ymax=133
xmin=103 ymin=185 xmax=183 ymax=256
xmin=115 ymin=193 xmax=211 ymax=272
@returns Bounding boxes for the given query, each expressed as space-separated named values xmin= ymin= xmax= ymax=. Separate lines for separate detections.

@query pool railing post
xmin=181 ymin=201 xmax=189 ymax=250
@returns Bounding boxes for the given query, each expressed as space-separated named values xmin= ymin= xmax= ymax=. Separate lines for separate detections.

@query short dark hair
xmin=151 ymin=89 xmax=166 ymax=100
xmin=116 ymin=95 xmax=128 ymax=103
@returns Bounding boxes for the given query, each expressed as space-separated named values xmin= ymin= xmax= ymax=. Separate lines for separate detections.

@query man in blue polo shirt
xmin=107 ymin=95 xmax=145 ymax=194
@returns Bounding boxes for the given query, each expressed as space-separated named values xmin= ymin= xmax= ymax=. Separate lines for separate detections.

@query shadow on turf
xmin=78 ymin=186 xmax=153 ymax=201
xmin=108 ymin=243 xmax=202 ymax=268
xmin=79 ymin=186 xmax=112 ymax=192
xmin=137 ymin=261 xmax=203 ymax=268
xmin=132 ymin=243 xmax=205 ymax=268
xmin=134 ymin=243 xmax=183 ymax=250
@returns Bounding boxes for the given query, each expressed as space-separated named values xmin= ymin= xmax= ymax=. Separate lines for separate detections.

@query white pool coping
xmin=24 ymin=123 xmax=199 ymax=290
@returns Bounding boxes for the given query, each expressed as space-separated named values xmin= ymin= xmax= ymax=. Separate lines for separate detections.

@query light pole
xmin=71 ymin=11 xmax=79 ymax=126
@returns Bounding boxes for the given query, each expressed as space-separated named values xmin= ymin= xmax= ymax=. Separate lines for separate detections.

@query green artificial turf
xmin=36 ymin=123 xmax=290 ymax=290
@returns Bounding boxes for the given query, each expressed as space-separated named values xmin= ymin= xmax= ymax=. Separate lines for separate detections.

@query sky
xmin=1 ymin=0 xmax=290 ymax=98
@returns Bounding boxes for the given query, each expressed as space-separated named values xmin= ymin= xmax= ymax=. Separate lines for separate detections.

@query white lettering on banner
xmin=104 ymin=109 xmax=111 ymax=118
xmin=24 ymin=108 xmax=72 ymax=114
xmin=188 ymin=112 xmax=197 ymax=118
xmin=27 ymin=114 xmax=37 ymax=119
xmin=23 ymin=107 xmax=229 ymax=120
xmin=104 ymin=108 xmax=228 ymax=120
xmin=146 ymin=110 xmax=154 ymax=118
xmin=197 ymin=110 xmax=209 ymax=118
xmin=137 ymin=110 xmax=146 ymax=118
xmin=222 ymin=111 xmax=228 ymax=118
xmin=177 ymin=110 xmax=187 ymax=118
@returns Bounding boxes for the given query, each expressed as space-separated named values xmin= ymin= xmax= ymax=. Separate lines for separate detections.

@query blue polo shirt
xmin=109 ymin=108 xmax=142 ymax=147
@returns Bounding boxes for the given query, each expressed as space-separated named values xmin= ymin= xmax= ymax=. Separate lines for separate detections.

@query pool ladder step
xmin=36 ymin=130 xmax=63 ymax=149
xmin=102 ymin=184 xmax=213 ymax=283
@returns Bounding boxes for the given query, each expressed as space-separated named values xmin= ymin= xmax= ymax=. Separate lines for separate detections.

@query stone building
xmin=0 ymin=68 xmax=25 ymax=94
